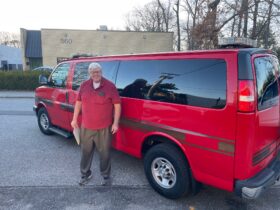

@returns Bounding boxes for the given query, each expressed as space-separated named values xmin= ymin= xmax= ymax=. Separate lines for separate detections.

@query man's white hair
xmin=88 ymin=62 xmax=102 ymax=72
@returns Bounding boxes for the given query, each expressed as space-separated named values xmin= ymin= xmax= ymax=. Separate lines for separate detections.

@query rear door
xmin=252 ymin=54 xmax=280 ymax=168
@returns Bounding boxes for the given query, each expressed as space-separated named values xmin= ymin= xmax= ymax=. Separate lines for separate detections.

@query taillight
xmin=238 ymin=80 xmax=255 ymax=112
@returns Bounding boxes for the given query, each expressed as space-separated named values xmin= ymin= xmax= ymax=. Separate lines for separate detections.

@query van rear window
xmin=116 ymin=59 xmax=227 ymax=109
xmin=254 ymin=56 xmax=279 ymax=111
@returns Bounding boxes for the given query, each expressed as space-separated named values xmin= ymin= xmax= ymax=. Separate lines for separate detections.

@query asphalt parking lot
xmin=0 ymin=91 xmax=280 ymax=210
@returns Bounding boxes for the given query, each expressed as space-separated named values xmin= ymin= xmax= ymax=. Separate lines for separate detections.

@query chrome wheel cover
xmin=151 ymin=157 xmax=177 ymax=189
xmin=40 ymin=113 xmax=49 ymax=130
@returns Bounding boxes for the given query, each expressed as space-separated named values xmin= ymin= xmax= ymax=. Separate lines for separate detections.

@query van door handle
xmin=66 ymin=92 xmax=69 ymax=102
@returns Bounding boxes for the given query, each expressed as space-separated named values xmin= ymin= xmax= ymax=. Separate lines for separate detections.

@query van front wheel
xmin=144 ymin=143 xmax=191 ymax=199
xmin=37 ymin=107 xmax=53 ymax=135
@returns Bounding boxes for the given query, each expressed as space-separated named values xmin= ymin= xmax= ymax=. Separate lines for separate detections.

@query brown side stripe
xmin=253 ymin=142 xmax=276 ymax=165
xmin=37 ymin=97 xmax=74 ymax=112
xmin=37 ymin=97 xmax=54 ymax=107
xmin=218 ymin=142 xmax=235 ymax=153
xmin=60 ymin=103 xmax=74 ymax=112
xmin=253 ymin=141 xmax=275 ymax=157
xmin=140 ymin=119 xmax=234 ymax=143
xmin=41 ymin=98 xmax=54 ymax=106
xmin=185 ymin=142 xmax=234 ymax=157
xmin=120 ymin=118 xmax=186 ymax=141
xmin=120 ymin=118 xmax=235 ymax=156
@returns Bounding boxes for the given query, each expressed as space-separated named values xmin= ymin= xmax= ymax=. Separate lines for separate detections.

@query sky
xmin=1 ymin=0 xmax=152 ymax=34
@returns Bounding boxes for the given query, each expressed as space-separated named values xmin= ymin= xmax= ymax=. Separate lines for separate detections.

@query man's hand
xmin=111 ymin=123 xmax=119 ymax=134
xmin=72 ymin=101 xmax=82 ymax=129
xmin=112 ymin=103 xmax=121 ymax=134
xmin=71 ymin=120 xmax=79 ymax=129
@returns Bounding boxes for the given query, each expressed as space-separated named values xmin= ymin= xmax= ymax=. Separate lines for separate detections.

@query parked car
xmin=33 ymin=47 xmax=280 ymax=199
xmin=32 ymin=66 xmax=53 ymax=72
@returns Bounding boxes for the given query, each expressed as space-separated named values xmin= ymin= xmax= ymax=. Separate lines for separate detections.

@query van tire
xmin=144 ymin=143 xmax=191 ymax=199
xmin=37 ymin=107 xmax=53 ymax=135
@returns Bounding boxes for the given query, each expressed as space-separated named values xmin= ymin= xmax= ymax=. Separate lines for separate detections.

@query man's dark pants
xmin=80 ymin=127 xmax=112 ymax=178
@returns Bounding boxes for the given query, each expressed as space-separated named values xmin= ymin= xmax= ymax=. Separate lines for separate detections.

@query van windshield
xmin=254 ymin=56 xmax=280 ymax=111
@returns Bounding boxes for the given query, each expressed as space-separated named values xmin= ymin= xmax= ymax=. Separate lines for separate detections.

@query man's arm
xmin=71 ymin=101 xmax=82 ymax=129
xmin=111 ymin=103 xmax=121 ymax=134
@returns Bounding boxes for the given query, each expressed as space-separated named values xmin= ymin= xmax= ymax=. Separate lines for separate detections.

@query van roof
xmin=68 ymin=48 xmax=275 ymax=62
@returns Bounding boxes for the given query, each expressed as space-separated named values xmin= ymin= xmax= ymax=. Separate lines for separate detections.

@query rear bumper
xmin=235 ymin=151 xmax=280 ymax=199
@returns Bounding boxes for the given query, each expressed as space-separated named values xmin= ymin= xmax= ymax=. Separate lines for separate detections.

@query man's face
xmin=89 ymin=68 xmax=102 ymax=82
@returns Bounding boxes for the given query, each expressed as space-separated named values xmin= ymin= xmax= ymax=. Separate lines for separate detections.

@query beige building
xmin=21 ymin=28 xmax=174 ymax=70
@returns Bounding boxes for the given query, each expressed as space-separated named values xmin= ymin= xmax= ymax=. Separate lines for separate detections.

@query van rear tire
xmin=37 ymin=107 xmax=53 ymax=135
xmin=144 ymin=143 xmax=191 ymax=199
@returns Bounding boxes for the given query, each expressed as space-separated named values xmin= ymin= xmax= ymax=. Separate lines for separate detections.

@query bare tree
xmin=208 ymin=0 xmax=221 ymax=45
xmin=125 ymin=1 xmax=161 ymax=31
xmin=157 ymin=0 xmax=174 ymax=32
xmin=124 ymin=0 xmax=280 ymax=50
xmin=182 ymin=0 xmax=208 ymax=49
xmin=229 ymin=0 xmax=239 ymax=36
xmin=189 ymin=0 xmax=221 ymax=49
xmin=242 ymin=0 xmax=249 ymax=37
xmin=264 ymin=0 xmax=274 ymax=48
xmin=237 ymin=0 xmax=246 ymax=36
xmin=125 ymin=0 xmax=175 ymax=32
xmin=0 ymin=32 xmax=20 ymax=48
xmin=173 ymin=0 xmax=181 ymax=51
xmin=251 ymin=0 xmax=260 ymax=39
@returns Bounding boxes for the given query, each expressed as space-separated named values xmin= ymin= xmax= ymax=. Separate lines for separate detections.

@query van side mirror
xmin=39 ymin=75 xmax=48 ymax=85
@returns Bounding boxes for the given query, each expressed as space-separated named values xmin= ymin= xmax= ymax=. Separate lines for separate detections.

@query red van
xmin=34 ymin=48 xmax=280 ymax=199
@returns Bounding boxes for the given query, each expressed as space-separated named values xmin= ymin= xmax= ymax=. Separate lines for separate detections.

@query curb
xmin=0 ymin=91 xmax=35 ymax=99
xmin=0 ymin=96 xmax=34 ymax=99
xmin=0 ymin=111 xmax=35 ymax=116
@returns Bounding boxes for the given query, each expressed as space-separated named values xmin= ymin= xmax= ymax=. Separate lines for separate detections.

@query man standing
xmin=71 ymin=62 xmax=121 ymax=186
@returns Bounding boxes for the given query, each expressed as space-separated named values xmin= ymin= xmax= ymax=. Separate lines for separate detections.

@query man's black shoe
xmin=79 ymin=174 xmax=92 ymax=186
xmin=101 ymin=177 xmax=112 ymax=186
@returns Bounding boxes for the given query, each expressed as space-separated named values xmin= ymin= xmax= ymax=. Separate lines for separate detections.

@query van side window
xmin=49 ymin=63 xmax=70 ymax=88
xmin=72 ymin=61 xmax=119 ymax=90
xmin=254 ymin=56 xmax=279 ymax=111
xmin=72 ymin=62 xmax=89 ymax=90
xmin=272 ymin=56 xmax=280 ymax=75
xmin=116 ymin=59 xmax=226 ymax=109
